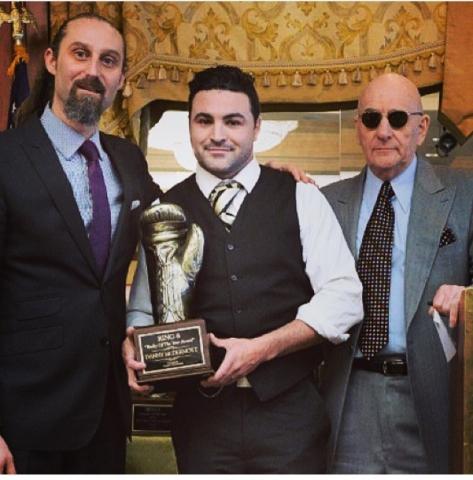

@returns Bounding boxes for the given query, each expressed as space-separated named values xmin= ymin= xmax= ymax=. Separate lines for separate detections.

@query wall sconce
xmin=435 ymin=130 xmax=458 ymax=157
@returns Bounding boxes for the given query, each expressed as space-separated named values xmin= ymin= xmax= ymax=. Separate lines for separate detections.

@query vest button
xmin=235 ymin=308 xmax=242 ymax=314
xmin=101 ymin=337 xmax=110 ymax=347
xmin=227 ymin=243 xmax=235 ymax=251
xmin=230 ymin=274 xmax=238 ymax=282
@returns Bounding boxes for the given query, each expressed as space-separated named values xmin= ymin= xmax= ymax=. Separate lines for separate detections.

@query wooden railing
xmin=452 ymin=287 xmax=473 ymax=473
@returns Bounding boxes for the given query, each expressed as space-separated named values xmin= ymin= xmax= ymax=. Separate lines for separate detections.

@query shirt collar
xmin=196 ymin=159 xmax=260 ymax=198
xmin=40 ymin=106 xmax=105 ymax=161
xmin=365 ymin=155 xmax=417 ymax=214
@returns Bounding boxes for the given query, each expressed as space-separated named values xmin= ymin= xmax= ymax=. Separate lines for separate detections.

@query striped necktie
xmin=208 ymin=180 xmax=243 ymax=231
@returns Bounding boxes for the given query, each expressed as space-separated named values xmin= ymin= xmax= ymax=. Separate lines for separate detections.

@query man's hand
xmin=200 ymin=333 xmax=268 ymax=388
xmin=0 ymin=436 xmax=15 ymax=474
xmin=264 ymin=160 xmax=316 ymax=185
xmin=122 ymin=327 xmax=153 ymax=394
xmin=201 ymin=320 xmax=320 ymax=388
xmin=429 ymin=284 xmax=465 ymax=328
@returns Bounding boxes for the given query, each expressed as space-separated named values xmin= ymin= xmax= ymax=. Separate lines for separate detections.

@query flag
xmin=7 ymin=46 xmax=30 ymax=129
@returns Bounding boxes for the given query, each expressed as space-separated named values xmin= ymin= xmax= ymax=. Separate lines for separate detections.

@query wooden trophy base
xmin=131 ymin=393 xmax=174 ymax=436
xmin=133 ymin=319 xmax=213 ymax=391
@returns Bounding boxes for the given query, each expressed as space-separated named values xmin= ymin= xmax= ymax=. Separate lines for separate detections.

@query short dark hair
xmin=15 ymin=13 xmax=125 ymax=127
xmin=188 ymin=65 xmax=260 ymax=123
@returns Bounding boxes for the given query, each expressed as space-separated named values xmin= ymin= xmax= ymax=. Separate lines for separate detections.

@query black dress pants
xmin=11 ymin=373 xmax=126 ymax=474
xmin=172 ymin=375 xmax=330 ymax=474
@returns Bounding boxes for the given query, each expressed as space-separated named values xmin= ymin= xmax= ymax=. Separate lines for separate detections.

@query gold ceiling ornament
xmin=292 ymin=71 xmax=303 ymax=87
xmin=186 ymin=68 xmax=194 ymax=83
xmin=241 ymin=4 xmax=280 ymax=62
xmin=433 ymin=2 xmax=447 ymax=36
xmin=414 ymin=56 xmax=423 ymax=73
xmin=352 ymin=67 xmax=362 ymax=83
xmin=277 ymin=71 xmax=287 ymax=87
xmin=335 ymin=4 xmax=372 ymax=58
xmin=122 ymin=46 xmax=444 ymax=95
xmin=171 ymin=66 xmax=180 ymax=83
xmin=429 ymin=52 xmax=438 ymax=70
xmin=189 ymin=7 xmax=236 ymax=60
xmin=307 ymin=71 xmax=317 ymax=86
xmin=338 ymin=69 xmax=348 ymax=85
xmin=158 ymin=65 xmax=167 ymax=81
xmin=369 ymin=65 xmax=377 ymax=80
xmin=49 ymin=1 xmax=447 ymax=140
xmin=147 ymin=65 xmax=157 ymax=81
xmin=262 ymin=71 xmax=271 ymax=88
xmin=297 ymin=2 xmax=318 ymax=18
xmin=323 ymin=70 xmax=334 ymax=86
xmin=382 ymin=5 xmax=422 ymax=52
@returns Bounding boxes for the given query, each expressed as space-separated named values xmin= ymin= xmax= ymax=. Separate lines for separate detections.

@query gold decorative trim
xmin=49 ymin=1 xmax=447 ymax=138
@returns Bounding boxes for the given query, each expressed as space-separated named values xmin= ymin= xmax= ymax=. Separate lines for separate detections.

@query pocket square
xmin=130 ymin=199 xmax=141 ymax=210
xmin=439 ymin=227 xmax=456 ymax=248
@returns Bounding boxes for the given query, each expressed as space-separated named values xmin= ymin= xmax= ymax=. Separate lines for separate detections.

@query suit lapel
xmin=334 ymin=171 xmax=366 ymax=348
xmin=100 ymin=133 xmax=133 ymax=280
xmin=22 ymin=118 xmax=99 ymax=277
xmin=405 ymin=159 xmax=455 ymax=328
xmin=334 ymin=170 xmax=366 ymax=258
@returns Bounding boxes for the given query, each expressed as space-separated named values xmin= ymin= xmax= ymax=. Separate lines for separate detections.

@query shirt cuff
xmin=296 ymin=303 xmax=355 ymax=345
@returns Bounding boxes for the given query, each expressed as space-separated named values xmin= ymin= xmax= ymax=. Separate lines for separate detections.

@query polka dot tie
xmin=209 ymin=180 xmax=243 ymax=231
xmin=357 ymin=181 xmax=395 ymax=359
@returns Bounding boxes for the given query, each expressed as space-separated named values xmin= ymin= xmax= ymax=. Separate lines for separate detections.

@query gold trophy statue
xmin=133 ymin=203 xmax=213 ymax=386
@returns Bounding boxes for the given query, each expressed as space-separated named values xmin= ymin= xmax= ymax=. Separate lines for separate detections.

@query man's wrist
xmin=251 ymin=335 xmax=276 ymax=364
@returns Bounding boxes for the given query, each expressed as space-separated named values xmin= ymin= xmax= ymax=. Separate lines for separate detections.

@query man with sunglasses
xmin=321 ymin=73 xmax=473 ymax=473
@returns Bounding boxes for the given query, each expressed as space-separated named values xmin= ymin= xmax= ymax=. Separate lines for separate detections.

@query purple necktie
xmin=79 ymin=140 xmax=111 ymax=274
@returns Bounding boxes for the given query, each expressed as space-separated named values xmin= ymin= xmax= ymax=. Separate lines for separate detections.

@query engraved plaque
xmin=134 ymin=319 xmax=212 ymax=384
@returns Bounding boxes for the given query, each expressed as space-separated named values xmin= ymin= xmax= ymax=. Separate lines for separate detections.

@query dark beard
xmin=64 ymin=76 xmax=106 ymax=126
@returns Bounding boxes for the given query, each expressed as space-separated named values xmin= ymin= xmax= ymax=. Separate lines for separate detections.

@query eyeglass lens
xmin=361 ymin=110 xmax=411 ymax=129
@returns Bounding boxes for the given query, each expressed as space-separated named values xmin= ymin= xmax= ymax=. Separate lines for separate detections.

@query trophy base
xmin=131 ymin=393 xmax=174 ymax=435
xmin=134 ymin=319 xmax=213 ymax=388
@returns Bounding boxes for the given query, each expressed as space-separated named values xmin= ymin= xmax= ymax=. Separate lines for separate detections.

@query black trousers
xmin=172 ymin=376 xmax=330 ymax=474
xmin=11 ymin=373 xmax=126 ymax=474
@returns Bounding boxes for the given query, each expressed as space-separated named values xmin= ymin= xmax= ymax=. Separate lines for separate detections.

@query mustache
xmin=205 ymin=141 xmax=234 ymax=150
xmin=72 ymin=76 xmax=105 ymax=95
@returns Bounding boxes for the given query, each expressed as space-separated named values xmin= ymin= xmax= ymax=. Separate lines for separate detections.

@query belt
xmin=353 ymin=355 xmax=408 ymax=376
xmin=236 ymin=376 xmax=251 ymax=388
xmin=199 ymin=376 xmax=251 ymax=398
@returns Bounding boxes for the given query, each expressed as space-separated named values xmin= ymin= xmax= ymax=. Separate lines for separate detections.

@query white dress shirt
xmin=128 ymin=159 xmax=363 ymax=344
xmin=41 ymin=106 xmax=123 ymax=238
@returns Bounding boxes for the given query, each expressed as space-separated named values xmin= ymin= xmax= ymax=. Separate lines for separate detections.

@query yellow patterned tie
xmin=208 ymin=180 xmax=243 ymax=231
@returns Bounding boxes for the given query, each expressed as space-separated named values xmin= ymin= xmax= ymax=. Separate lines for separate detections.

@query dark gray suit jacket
xmin=321 ymin=158 xmax=473 ymax=473
xmin=0 ymin=117 xmax=161 ymax=451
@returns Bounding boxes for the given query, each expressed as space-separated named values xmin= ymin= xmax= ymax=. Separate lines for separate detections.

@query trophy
xmin=133 ymin=203 xmax=213 ymax=387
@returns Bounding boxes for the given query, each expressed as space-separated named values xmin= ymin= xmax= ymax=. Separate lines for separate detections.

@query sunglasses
xmin=359 ymin=110 xmax=423 ymax=129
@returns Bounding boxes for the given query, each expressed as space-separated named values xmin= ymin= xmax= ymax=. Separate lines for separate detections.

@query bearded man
xmin=0 ymin=13 xmax=161 ymax=474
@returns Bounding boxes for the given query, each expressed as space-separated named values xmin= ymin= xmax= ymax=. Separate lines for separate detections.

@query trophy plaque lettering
xmin=133 ymin=203 xmax=213 ymax=386
xmin=131 ymin=393 xmax=174 ymax=436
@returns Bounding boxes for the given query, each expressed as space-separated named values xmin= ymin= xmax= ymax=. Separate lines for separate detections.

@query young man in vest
xmin=124 ymin=65 xmax=363 ymax=473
